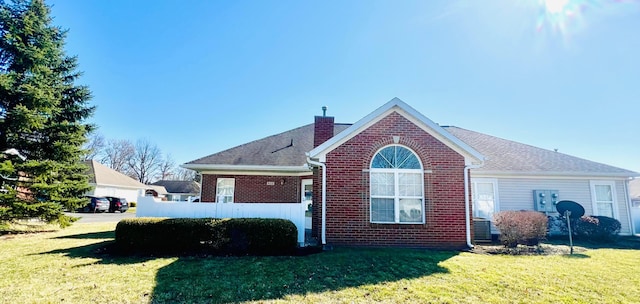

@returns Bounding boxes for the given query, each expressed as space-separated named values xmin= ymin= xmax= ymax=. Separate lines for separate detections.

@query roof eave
xmin=182 ymin=164 xmax=312 ymax=175
xmin=471 ymin=170 xmax=640 ymax=179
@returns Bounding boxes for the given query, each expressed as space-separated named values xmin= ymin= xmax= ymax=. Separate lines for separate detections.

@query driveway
xmin=65 ymin=211 xmax=135 ymax=223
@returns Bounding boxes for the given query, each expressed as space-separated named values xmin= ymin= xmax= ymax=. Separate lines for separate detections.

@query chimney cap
xmin=322 ymin=106 xmax=327 ymax=117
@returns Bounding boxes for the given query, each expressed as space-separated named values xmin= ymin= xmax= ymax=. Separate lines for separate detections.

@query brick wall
xmin=201 ymin=174 xmax=304 ymax=203
xmin=318 ymin=111 xmax=470 ymax=249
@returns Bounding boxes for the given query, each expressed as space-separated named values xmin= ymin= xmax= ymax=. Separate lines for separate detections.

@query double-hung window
xmin=216 ymin=178 xmax=235 ymax=203
xmin=590 ymin=181 xmax=617 ymax=218
xmin=370 ymin=145 xmax=424 ymax=224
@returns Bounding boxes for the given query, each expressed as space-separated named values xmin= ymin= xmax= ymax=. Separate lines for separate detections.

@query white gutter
xmin=464 ymin=163 xmax=484 ymax=249
xmin=306 ymin=157 xmax=327 ymax=245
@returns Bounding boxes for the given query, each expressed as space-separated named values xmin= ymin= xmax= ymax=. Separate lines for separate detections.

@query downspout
xmin=307 ymin=157 xmax=327 ymax=245
xmin=464 ymin=163 xmax=484 ymax=249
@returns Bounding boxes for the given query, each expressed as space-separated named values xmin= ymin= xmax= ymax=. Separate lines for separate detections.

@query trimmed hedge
xmin=115 ymin=218 xmax=298 ymax=255
xmin=574 ymin=215 xmax=621 ymax=242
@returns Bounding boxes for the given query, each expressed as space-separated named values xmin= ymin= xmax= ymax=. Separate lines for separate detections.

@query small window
xmin=370 ymin=145 xmax=424 ymax=224
xmin=216 ymin=178 xmax=235 ymax=203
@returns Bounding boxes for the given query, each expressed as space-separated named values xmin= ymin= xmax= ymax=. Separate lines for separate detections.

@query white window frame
xmin=589 ymin=180 xmax=619 ymax=219
xmin=216 ymin=178 xmax=235 ymax=203
xmin=471 ymin=178 xmax=499 ymax=220
xmin=369 ymin=145 xmax=425 ymax=224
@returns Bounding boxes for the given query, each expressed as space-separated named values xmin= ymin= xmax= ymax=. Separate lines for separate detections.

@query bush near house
xmin=115 ymin=218 xmax=297 ymax=255
xmin=493 ymin=211 xmax=548 ymax=248
xmin=573 ymin=215 xmax=621 ymax=242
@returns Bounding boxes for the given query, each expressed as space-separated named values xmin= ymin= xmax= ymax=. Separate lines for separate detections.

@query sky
xmin=47 ymin=0 xmax=640 ymax=173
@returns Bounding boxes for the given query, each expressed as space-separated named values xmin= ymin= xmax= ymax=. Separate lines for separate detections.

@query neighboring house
xmin=150 ymin=180 xmax=201 ymax=201
xmin=84 ymin=160 xmax=147 ymax=203
xmin=181 ymin=98 xmax=639 ymax=248
xmin=145 ymin=185 xmax=169 ymax=200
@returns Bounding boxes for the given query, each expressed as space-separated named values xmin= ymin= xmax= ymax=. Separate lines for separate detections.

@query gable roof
xmin=183 ymin=99 xmax=637 ymax=179
xmin=308 ymin=98 xmax=484 ymax=165
xmin=444 ymin=126 xmax=638 ymax=178
xmin=85 ymin=160 xmax=147 ymax=189
xmin=183 ymin=123 xmax=350 ymax=172
xmin=151 ymin=180 xmax=200 ymax=194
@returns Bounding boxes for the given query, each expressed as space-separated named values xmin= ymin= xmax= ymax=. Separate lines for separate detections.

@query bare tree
xmin=158 ymin=154 xmax=175 ymax=180
xmin=128 ymin=138 xmax=163 ymax=184
xmin=175 ymin=167 xmax=199 ymax=181
xmin=83 ymin=132 xmax=105 ymax=160
xmin=101 ymin=139 xmax=135 ymax=172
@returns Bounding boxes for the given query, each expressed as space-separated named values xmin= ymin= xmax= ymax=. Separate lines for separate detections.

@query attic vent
xmin=271 ymin=139 xmax=294 ymax=153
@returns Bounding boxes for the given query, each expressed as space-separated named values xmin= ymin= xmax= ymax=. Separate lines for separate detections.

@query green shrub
xmin=128 ymin=202 xmax=136 ymax=207
xmin=493 ymin=211 xmax=548 ymax=248
xmin=115 ymin=217 xmax=297 ymax=255
xmin=573 ymin=215 xmax=621 ymax=242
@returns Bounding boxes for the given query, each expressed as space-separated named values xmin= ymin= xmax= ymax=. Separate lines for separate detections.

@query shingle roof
xmin=186 ymin=123 xmax=351 ymax=167
xmin=85 ymin=160 xmax=147 ymax=189
xmin=184 ymin=123 xmax=638 ymax=177
xmin=443 ymin=126 xmax=637 ymax=176
xmin=151 ymin=180 xmax=200 ymax=194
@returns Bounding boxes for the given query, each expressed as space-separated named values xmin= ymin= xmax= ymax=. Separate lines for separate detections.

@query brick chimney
xmin=313 ymin=106 xmax=334 ymax=148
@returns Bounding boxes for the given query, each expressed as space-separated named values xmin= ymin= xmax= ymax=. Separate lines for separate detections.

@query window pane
xmin=399 ymin=173 xmax=422 ymax=196
xmin=595 ymin=185 xmax=613 ymax=201
xmin=474 ymin=182 xmax=495 ymax=220
xmin=372 ymin=153 xmax=393 ymax=168
xmin=372 ymin=146 xmax=420 ymax=169
xmin=216 ymin=178 xmax=235 ymax=203
xmin=371 ymin=173 xmax=394 ymax=196
xmin=371 ymin=198 xmax=394 ymax=222
xmin=597 ymin=203 xmax=614 ymax=218
xmin=399 ymin=198 xmax=422 ymax=223
xmin=396 ymin=148 xmax=420 ymax=169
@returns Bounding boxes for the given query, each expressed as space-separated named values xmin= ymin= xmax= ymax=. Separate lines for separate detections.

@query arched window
xmin=370 ymin=145 xmax=424 ymax=223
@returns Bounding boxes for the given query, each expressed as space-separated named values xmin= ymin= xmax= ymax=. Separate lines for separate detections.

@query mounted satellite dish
xmin=555 ymin=200 xmax=585 ymax=254
xmin=555 ymin=200 xmax=585 ymax=219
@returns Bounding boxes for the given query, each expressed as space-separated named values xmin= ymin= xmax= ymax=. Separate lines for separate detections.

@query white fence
xmin=136 ymin=196 xmax=307 ymax=244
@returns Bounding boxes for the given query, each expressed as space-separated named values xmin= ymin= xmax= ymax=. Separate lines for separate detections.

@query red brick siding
xmin=319 ymin=112 xmax=470 ymax=249
xmin=201 ymin=174 xmax=303 ymax=203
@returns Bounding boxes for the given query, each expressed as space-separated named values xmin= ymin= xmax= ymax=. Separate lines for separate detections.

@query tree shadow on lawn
xmin=40 ymin=240 xmax=459 ymax=303
xmin=151 ymin=248 xmax=459 ymax=303
xmin=54 ymin=231 xmax=115 ymax=240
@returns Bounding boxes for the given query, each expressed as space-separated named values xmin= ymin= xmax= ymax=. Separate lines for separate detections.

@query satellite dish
xmin=555 ymin=200 xmax=585 ymax=219
xmin=555 ymin=200 xmax=585 ymax=255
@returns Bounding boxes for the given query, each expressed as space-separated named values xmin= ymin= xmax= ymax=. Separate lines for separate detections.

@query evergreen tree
xmin=0 ymin=0 xmax=94 ymax=226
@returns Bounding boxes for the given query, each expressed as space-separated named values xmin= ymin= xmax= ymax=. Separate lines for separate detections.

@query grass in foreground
xmin=1 ymin=223 xmax=639 ymax=304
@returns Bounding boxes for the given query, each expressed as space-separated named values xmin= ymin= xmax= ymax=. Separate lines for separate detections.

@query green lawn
xmin=1 ymin=223 xmax=639 ymax=303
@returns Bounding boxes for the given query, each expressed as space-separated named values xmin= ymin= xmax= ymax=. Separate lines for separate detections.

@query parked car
xmin=105 ymin=196 xmax=129 ymax=213
xmin=80 ymin=196 xmax=110 ymax=213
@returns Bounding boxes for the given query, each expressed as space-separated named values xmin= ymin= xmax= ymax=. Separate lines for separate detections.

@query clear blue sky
xmin=48 ymin=0 xmax=640 ymax=173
